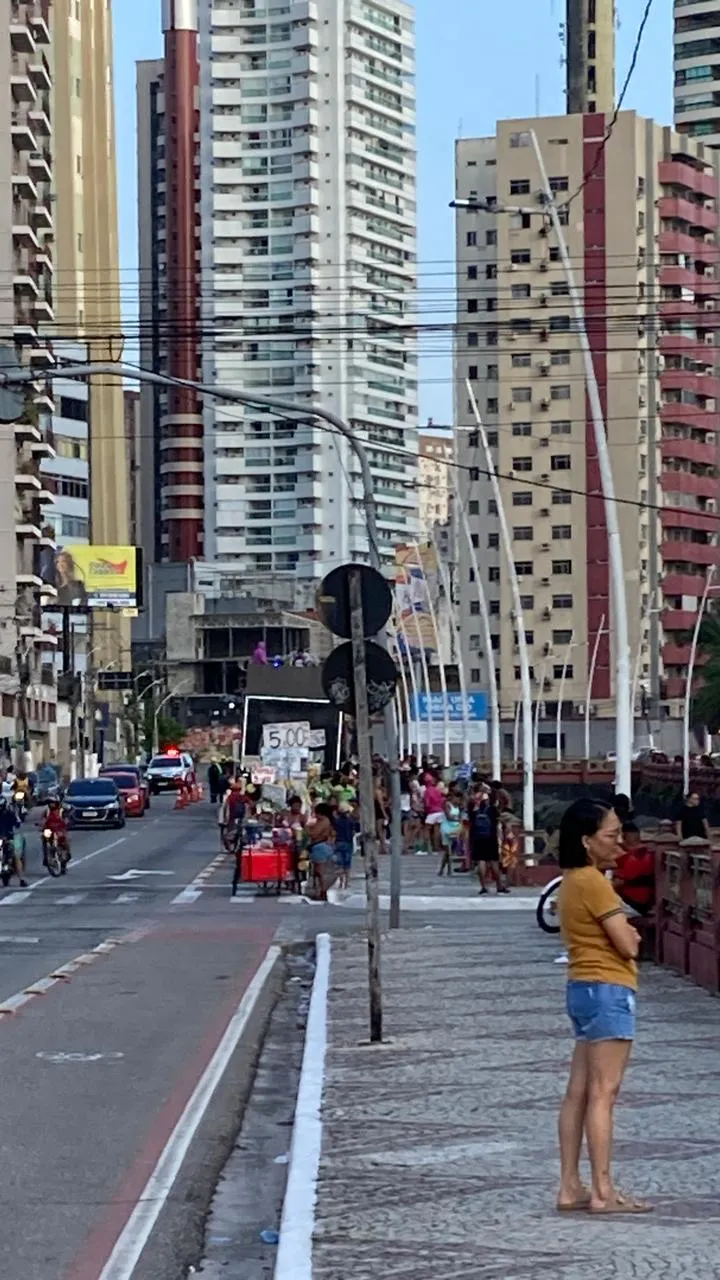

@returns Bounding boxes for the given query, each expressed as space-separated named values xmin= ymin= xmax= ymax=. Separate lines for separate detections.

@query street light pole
xmin=684 ymin=567 xmax=717 ymax=796
xmin=153 ymin=681 xmax=191 ymax=756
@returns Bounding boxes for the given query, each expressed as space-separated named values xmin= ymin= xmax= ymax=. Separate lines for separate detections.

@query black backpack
xmin=472 ymin=805 xmax=493 ymax=840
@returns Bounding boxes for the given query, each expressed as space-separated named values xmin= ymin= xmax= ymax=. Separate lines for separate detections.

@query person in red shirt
xmin=43 ymin=799 xmax=70 ymax=863
xmin=614 ymin=822 xmax=654 ymax=916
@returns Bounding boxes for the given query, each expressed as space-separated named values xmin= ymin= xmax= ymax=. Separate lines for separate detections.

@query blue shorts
xmin=310 ymin=841 xmax=334 ymax=865
xmin=334 ymin=841 xmax=353 ymax=870
xmin=566 ymin=981 xmax=636 ymax=1042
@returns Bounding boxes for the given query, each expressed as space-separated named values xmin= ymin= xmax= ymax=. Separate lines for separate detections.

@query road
xmin=0 ymin=794 xmax=281 ymax=1280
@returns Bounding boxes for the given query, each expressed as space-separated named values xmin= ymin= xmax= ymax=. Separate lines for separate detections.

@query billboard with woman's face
xmin=55 ymin=546 xmax=138 ymax=609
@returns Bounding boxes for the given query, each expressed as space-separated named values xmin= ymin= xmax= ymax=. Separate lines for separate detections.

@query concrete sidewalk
xmin=305 ymin=920 xmax=720 ymax=1279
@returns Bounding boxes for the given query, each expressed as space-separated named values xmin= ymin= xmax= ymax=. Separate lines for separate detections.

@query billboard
xmin=55 ymin=546 xmax=138 ymax=609
xmin=394 ymin=543 xmax=439 ymax=654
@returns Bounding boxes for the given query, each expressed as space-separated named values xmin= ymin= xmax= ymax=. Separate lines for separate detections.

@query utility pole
xmin=349 ymin=567 xmax=382 ymax=1043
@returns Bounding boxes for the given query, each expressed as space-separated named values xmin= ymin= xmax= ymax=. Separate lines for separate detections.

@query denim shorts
xmin=566 ymin=981 xmax=636 ymax=1042
xmin=334 ymin=841 xmax=353 ymax=870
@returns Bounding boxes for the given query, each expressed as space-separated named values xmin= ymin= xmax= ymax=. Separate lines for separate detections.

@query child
xmin=438 ymin=798 xmax=462 ymax=877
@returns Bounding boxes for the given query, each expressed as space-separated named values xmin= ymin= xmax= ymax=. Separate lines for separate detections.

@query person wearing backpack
xmin=468 ymin=786 xmax=503 ymax=895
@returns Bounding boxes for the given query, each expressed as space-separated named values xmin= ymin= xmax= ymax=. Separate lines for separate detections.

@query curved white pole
xmin=451 ymin=472 xmax=500 ymax=776
xmin=533 ymin=656 xmax=549 ymax=762
xmin=394 ymin=691 xmax=405 ymax=759
xmin=630 ymin=588 xmax=657 ymax=750
xmin=466 ymin=382 xmax=534 ymax=857
xmin=513 ymin=701 xmax=521 ymax=768
xmin=395 ymin=609 xmax=422 ymax=762
xmin=410 ymin=543 xmax=450 ymax=768
xmin=427 ymin=529 xmax=471 ymax=765
xmin=684 ymin=566 xmax=716 ymax=796
xmin=585 ymin=613 xmax=606 ymax=764
xmin=531 ymin=132 xmax=631 ymax=797
xmin=389 ymin=619 xmax=412 ymax=761
xmin=403 ymin=567 xmax=434 ymax=760
xmin=556 ymin=631 xmax=575 ymax=763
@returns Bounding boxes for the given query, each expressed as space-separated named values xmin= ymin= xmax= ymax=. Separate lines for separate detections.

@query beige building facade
xmin=455 ymin=112 xmax=720 ymax=753
xmin=51 ymin=0 xmax=130 ymax=671
xmin=418 ymin=429 xmax=453 ymax=535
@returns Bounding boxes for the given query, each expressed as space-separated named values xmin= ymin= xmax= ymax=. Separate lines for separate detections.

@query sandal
xmin=590 ymin=1191 xmax=653 ymax=1216
xmin=556 ymin=1194 xmax=591 ymax=1213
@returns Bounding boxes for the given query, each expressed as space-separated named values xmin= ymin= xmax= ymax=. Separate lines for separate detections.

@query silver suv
xmin=146 ymin=752 xmax=194 ymax=794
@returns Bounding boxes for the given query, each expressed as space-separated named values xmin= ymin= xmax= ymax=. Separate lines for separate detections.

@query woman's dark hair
xmin=622 ymin=820 xmax=639 ymax=837
xmin=558 ymin=798 xmax=611 ymax=869
xmin=314 ymin=802 xmax=333 ymax=819
xmin=612 ymin=792 xmax=632 ymax=818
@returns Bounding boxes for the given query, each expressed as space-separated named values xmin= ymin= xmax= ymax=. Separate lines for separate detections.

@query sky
xmin=112 ymin=0 xmax=674 ymax=425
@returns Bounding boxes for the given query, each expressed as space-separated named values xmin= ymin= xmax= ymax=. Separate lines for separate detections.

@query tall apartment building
xmin=5 ymin=0 xmax=59 ymax=762
xmin=674 ymin=1 xmax=720 ymax=146
xmin=454 ymin=114 xmax=720 ymax=751
xmin=51 ymin=0 xmax=130 ymax=677
xmin=418 ymin=428 xmax=453 ymax=535
xmin=138 ymin=0 xmax=418 ymax=593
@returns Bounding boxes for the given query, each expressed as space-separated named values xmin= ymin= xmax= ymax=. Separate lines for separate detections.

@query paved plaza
xmin=312 ymin=920 xmax=720 ymax=1280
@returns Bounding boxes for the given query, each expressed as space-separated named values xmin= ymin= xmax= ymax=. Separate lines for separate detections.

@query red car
xmin=107 ymin=771 xmax=145 ymax=818
xmin=99 ymin=764 xmax=150 ymax=812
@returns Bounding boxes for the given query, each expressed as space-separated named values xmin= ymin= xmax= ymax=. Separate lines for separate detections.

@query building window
xmin=513 ymin=526 xmax=533 ymax=540
xmin=551 ymin=280 xmax=570 ymax=296
xmin=487 ymin=397 xmax=498 ymax=413
xmin=513 ymin=457 xmax=532 ymax=472
xmin=511 ymin=317 xmax=532 ymax=333
xmin=511 ymin=283 xmax=531 ymax=300
xmin=512 ymin=423 xmax=532 ymax=437
xmin=511 ymin=250 xmax=531 ymax=264
xmin=471 ymin=533 xmax=479 ymax=548
xmin=486 ymin=263 xmax=497 ymax=279
xmin=59 ymin=396 xmax=88 ymax=423
xmin=512 ymin=352 xmax=532 ymax=368
xmin=551 ymin=421 xmax=571 ymax=435
xmin=520 ymin=595 xmax=534 ymax=609
xmin=467 ymin=299 xmax=478 ymax=313
xmin=551 ymin=384 xmax=571 ymax=400
xmin=549 ymin=176 xmax=569 ymax=192
xmin=514 ymin=561 xmax=533 ymax=576
xmin=468 ymin=364 xmax=478 ymax=380
xmin=513 ymin=491 xmax=532 ymax=505
xmin=467 ymin=265 xmax=478 ymax=279
xmin=488 ymin=499 xmax=498 ymax=514
xmin=487 ymin=431 xmax=498 ymax=446
xmin=551 ymin=350 xmax=570 ymax=366
xmin=552 ymin=490 xmax=572 ymax=505
xmin=467 ymin=333 xmax=478 ymax=347
xmin=470 ymin=601 xmax=480 ymax=616
xmin=486 ymin=329 xmax=498 ymax=346
xmin=510 ymin=179 xmax=531 ymax=195
xmin=488 ymin=532 xmax=499 ymax=548
xmin=554 ymin=663 xmax=574 ymax=679
xmin=553 ymin=629 xmax=573 ymax=645
xmin=489 ymin=566 xmax=500 ymax=582
xmin=62 ymin=515 xmax=89 ymax=538
xmin=466 ymin=231 xmax=477 ymax=246
xmin=486 ymin=364 xmax=498 ymax=379
xmin=486 ymin=229 xmax=497 ymax=245
xmin=489 ymin=600 xmax=500 ymax=615
xmin=469 ymin=500 xmax=479 ymax=515
xmin=549 ymin=315 xmax=571 ymax=332
xmin=551 ymin=455 xmax=571 ymax=471
xmin=552 ymin=525 xmax=572 ymax=539
xmin=470 ymin=669 xmax=481 ymax=683
xmin=552 ymin=559 xmax=572 ymax=575
xmin=552 ymin=594 xmax=573 ymax=608
xmin=486 ymin=298 xmax=497 ymax=312
xmin=512 ymin=387 xmax=532 ymax=403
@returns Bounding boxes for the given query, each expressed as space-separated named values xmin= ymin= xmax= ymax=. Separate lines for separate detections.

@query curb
xmin=274 ymin=932 xmax=331 ymax=1280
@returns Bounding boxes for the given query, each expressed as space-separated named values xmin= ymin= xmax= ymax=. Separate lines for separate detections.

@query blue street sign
xmin=412 ymin=692 xmax=487 ymax=722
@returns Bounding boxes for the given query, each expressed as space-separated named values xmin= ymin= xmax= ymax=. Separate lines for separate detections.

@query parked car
xmin=99 ymin=763 xmax=150 ymax=811
xmin=146 ymin=751 xmax=194 ymax=794
xmin=63 ymin=778 xmax=125 ymax=829
xmin=105 ymin=771 xmax=145 ymax=818
xmin=34 ymin=763 xmax=62 ymax=805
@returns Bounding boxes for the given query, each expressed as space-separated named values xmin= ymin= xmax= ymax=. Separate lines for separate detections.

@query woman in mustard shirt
xmin=556 ymin=798 xmax=652 ymax=1217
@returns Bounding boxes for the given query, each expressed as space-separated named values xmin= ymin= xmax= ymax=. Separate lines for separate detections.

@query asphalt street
xmin=0 ymin=794 xmax=282 ymax=1280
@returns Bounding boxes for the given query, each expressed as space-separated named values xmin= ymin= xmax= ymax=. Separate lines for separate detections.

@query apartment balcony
xmin=29 ymin=428 xmax=55 ymax=460
xmin=661 ymin=538 xmax=719 ymax=565
xmin=661 ymin=506 xmax=718 ymax=534
xmin=30 ymin=197 xmax=52 ymax=231
xmin=659 ymin=196 xmax=719 ymax=231
xmin=12 ymin=206 xmax=39 ymax=250
xmin=661 ymin=470 xmax=719 ymax=500
xmin=10 ymin=18 xmax=35 ymax=55
xmin=662 ymin=610 xmax=697 ymax=632
xmin=658 ymin=332 xmax=715 ymax=364
xmin=662 ymin=642 xmax=693 ymax=667
xmin=27 ymin=147 xmax=51 ymax=182
xmin=659 ymin=160 xmax=717 ymax=200
xmin=28 ymin=52 xmax=51 ymax=92
xmin=13 ymin=266 xmax=39 ymax=297
xmin=658 ymin=230 xmax=720 ymax=265
xmin=37 ymin=474 xmax=55 ymax=503
xmin=29 ymin=3 xmax=51 ymax=45
xmin=11 ymin=110 xmax=38 ymax=153
xmin=659 ymin=402 xmax=720 ymax=430
xmin=33 ymin=293 xmax=53 ymax=321
xmin=663 ymin=438 xmax=718 ymax=469
xmin=37 ymin=525 xmax=56 ymax=551
xmin=11 ymin=61 xmax=36 ymax=105
xmin=663 ymin=675 xmax=686 ymax=699
xmin=660 ymin=265 xmax=720 ymax=298
xmin=662 ymin=571 xmax=708 ymax=596
xmin=28 ymin=345 xmax=54 ymax=369
xmin=661 ymin=369 xmax=720 ymax=399
xmin=14 ymin=419 xmax=40 ymax=446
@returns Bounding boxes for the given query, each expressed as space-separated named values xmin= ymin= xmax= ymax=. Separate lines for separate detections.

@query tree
xmin=692 ymin=612 xmax=720 ymax=732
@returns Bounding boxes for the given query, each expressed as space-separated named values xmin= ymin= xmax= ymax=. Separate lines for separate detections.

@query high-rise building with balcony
xmin=674 ymin=1 xmax=720 ymax=147
xmin=454 ymin=114 xmax=720 ymax=754
xmin=6 ymin=0 xmax=59 ymax=762
xmin=137 ymin=0 xmax=418 ymax=596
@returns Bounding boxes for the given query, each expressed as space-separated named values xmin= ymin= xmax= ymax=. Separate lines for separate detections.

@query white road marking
xmin=171 ymin=887 xmax=202 ymax=905
xmin=97 ymin=945 xmax=282 ymax=1280
xmin=0 ymin=892 xmax=33 ymax=907
xmin=36 ymin=1050 xmax=124 ymax=1064
xmin=171 ymin=852 xmax=229 ymax=907
xmin=274 ymin=934 xmax=331 ymax=1280
xmin=113 ymin=893 xmax=140 ymax=904
xmin=55 ymin=894 xmax=87 ymax=906
xmin=109 ymin=869 xmax=173 ymax=882
xmin=0 ymin=935 xmax=39 ymax=944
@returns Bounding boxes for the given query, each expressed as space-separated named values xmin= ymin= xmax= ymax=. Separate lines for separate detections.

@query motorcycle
xmin=42 ymin=828 xmax=68 ymax=878
xmin=536 ymin=875 xmax=562 ymax=933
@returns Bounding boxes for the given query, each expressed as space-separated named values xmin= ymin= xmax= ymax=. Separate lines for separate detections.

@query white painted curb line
xmin=98 ymin=943 xmax=282 ymax=1280
xmin=274 ymin=932 xmax=331 ymax=1280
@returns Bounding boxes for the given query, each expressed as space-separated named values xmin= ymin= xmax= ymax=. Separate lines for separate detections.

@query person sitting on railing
xmin=675 ymin=791 xmax=710 ymax=843
xmin=614 ymin=823 xmax=655 ymax=918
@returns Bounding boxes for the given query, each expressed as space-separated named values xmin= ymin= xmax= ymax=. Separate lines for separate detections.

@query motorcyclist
xmin=221 ymin=779 xmax=247 ymax=853
xmin=42 ymin=799 xmax=70 ymax=865
xmin=0 ymin=797 xmax=27 ymax=886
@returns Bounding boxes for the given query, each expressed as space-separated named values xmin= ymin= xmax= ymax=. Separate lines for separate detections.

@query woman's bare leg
xmin=585 ymin=1040 xmax=633 ymax=1208
xmin=558 ymin=1041 xmax=590 ymax=1206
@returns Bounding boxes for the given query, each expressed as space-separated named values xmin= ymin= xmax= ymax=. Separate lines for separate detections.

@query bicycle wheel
xmin=536 ymin=877 xmax=562 ymax=934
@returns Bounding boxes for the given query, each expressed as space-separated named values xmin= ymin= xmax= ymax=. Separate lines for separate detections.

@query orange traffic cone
xmin=175 ymin=788 xmax=187 ymax=810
